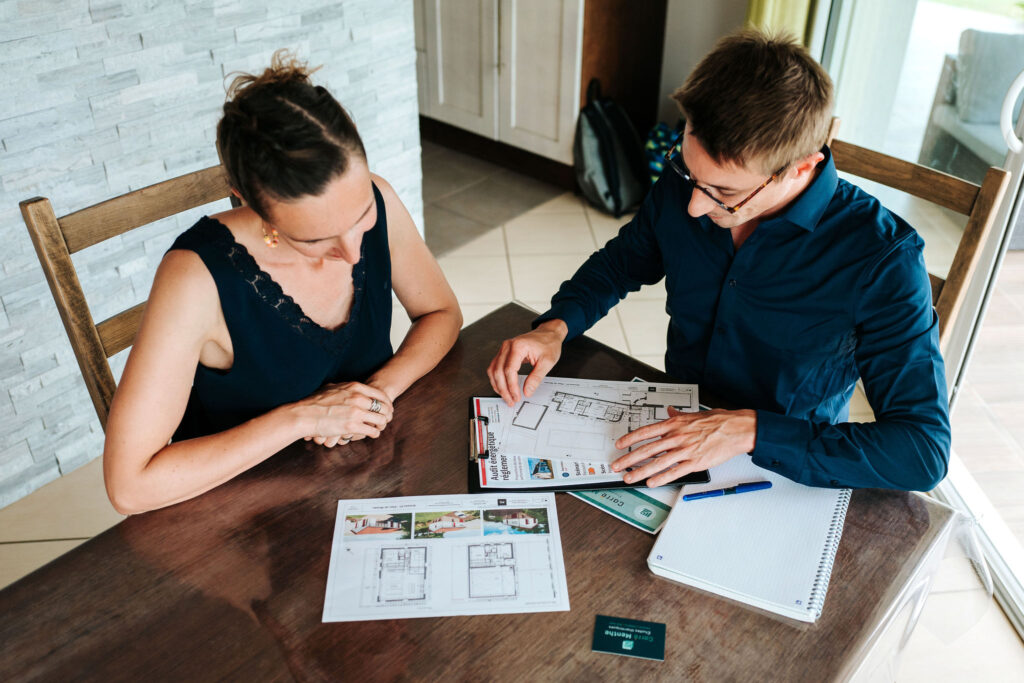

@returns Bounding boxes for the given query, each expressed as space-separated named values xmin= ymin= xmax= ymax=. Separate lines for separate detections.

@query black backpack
xmin=573 ymin=79 xmax=648 ymax=217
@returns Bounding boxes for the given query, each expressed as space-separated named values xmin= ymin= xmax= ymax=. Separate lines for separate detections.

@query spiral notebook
xmin=647 ymin=455 xmax=851 ymax=623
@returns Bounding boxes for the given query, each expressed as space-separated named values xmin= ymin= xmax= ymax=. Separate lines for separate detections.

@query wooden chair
xmin=20 ymin=166 xmax=237 ymax=429
xmin=826 ymin=123 xmax=1010 ymax=354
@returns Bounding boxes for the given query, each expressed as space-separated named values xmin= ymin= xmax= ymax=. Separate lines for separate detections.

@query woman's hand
xmin=296 ymin=381 xmax=394 ymax=447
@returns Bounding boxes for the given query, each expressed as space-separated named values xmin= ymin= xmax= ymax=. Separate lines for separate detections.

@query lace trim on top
xmin=200 ymin=216 xmax=368 ymax=352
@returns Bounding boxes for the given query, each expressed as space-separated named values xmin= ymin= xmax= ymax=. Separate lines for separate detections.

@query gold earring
xmin=263 ymin=226 xmax=279 ymax=248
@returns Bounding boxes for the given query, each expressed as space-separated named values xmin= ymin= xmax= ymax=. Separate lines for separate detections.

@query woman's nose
xmin=333 ymin=237 xmax=360 ymax=264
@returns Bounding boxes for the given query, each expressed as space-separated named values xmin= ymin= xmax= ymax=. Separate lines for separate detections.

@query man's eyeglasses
xmin=663 ymin=131 xmax=787 ymax=214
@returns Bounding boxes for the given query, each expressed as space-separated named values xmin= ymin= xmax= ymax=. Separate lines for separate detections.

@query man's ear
xmin=791 ymin=150 xmax=826 ymax=178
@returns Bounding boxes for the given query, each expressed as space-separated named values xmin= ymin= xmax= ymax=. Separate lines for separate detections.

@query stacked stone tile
xmin=0 ymin=0 xmax=422 ymax=507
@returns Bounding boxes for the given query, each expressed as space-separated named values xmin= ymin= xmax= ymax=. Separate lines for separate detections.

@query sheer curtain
xmin=746 ymin=0 xmax=814 ymax=43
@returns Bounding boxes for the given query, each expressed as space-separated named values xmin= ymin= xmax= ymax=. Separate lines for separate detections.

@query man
xmin=487 ymin=29 xmax=950 ymax=491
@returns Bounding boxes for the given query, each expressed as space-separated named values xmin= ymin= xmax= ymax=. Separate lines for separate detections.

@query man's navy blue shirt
xmin=536 ymin=149 xmax=951 ymax=490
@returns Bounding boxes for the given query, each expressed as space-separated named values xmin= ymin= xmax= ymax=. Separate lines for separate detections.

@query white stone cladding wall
xmin=0 ymin=0 xmax=423 ymax=508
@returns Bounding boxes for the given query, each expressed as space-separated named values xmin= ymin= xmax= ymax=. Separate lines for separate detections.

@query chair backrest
xmin=19 ymin=166 xmax=237 ymax=429
xmin=826 ymin=127 xmax=1009 ymax=354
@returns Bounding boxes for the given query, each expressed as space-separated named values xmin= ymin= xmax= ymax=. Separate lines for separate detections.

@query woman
xmin=103 ymin=51 xmax=462 ymax=514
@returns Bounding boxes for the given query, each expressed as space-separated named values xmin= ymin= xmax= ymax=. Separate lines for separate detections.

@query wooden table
xmin=0 ymin=304 xmax=955 ymax=682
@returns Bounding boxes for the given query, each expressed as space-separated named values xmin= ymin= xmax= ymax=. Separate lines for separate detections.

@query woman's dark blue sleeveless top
xmin=169 ymin=183 xmax=393 ymax=440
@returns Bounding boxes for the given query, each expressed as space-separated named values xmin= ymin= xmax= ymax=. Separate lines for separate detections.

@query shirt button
xmin=729 ymin=279 xmax=737 ymax=287
xmin=830 ymin=480 xmax=840 ymax=487
xmin=771 ymin=460 xmax=780 ymax=467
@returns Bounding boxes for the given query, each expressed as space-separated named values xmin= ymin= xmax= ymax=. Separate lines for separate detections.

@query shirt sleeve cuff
xmin=750 ymin=410 xmax=813 ymax=482
xmin=532 ymin=303 xmax=587 ymax=340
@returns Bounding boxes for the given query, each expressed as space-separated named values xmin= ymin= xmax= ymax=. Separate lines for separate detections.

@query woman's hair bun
xmin=225 ymin=49 xmax=320 ymax=99
xmin=215 ymin=48 xmax=366 ymax=219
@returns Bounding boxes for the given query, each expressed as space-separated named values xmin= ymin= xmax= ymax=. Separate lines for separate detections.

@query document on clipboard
xmin=468 ymin=376 xmax=709 ymax=492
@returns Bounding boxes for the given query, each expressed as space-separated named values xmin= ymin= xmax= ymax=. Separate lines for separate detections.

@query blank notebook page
xmin=648 ymin=455 xmax=850 ymax=622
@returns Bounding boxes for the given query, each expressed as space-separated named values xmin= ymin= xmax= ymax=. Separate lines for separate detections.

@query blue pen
xmin=682 ymin=481 xmax=772 ymax=501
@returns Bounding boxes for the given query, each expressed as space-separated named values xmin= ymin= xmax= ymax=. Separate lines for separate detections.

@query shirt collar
xmin=772 ymin=146 xmax=838 ymax=232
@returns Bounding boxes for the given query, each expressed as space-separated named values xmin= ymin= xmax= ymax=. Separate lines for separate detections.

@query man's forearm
xmin=750 ymin=410 xmax=950 ymax=491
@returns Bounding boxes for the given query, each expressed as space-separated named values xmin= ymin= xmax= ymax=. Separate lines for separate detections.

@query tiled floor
xmin=2 ymin=139 xmax=1023 ymax=678
xmin=0 ymin=456 xmax=122 ymax=588
xmin=421 ymin=141 xmax=564 ymax=257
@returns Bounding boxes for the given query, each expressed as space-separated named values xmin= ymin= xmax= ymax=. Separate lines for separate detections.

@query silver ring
xmin=369 ymin=398 xmax=382 ymax=414
xmin=342 ymin=434 xmax=354 ymax=441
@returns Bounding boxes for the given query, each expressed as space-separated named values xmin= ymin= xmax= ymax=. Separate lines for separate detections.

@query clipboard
xmin=468 ymin=398 xmax=710 ymax=493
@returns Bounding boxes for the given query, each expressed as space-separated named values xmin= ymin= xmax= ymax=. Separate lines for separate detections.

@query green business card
xmin=592 ymin=614 xmax=665 ymax=661
xmin=570 ymin=488 xmax=674 ymax=533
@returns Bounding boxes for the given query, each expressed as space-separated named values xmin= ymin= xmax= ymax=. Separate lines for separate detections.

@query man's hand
xmin=612 ymin=408 xmax=757 ymax=487
xmin=487 ymin=320 xmax=568 ymax=406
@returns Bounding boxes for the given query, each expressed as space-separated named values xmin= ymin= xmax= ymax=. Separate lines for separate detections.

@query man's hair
xmin=672 ymin=28 xmax=833 ymax=174
xmin=217 ymin=49 xmax=366 ymax=219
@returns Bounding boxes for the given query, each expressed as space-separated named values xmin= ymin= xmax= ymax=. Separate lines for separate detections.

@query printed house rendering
xmin=483 ymin=508 xmax=550 ymax=535
xmin=427 ymin=513 xmax=469 ymax=532
xmin=499 ymin=512 xmax=538 ymax=529
xmin=346 ymin=515 xmax=404 ymax=535
xmin=414 ymin=510 xmax=481 ymax=538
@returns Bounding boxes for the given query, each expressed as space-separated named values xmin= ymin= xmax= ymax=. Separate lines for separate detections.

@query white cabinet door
xmin=422 ymin=0 xmax=499 ymax=138
xmin=414 ymin=0 xmax=430 ymax=114
xmin=498 ymin=0 xmax=583 ymax=164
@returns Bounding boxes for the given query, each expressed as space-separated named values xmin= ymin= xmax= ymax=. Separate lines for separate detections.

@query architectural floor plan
xmin=476 ymin=376 xmax=698 ymax=466
xmin=323 ymin=493 xmax=569 ymax=622
xmin=467 ymin=543 xmax=516 ymax=598
xmin=373 ymin=547 xmax=428 ymax=604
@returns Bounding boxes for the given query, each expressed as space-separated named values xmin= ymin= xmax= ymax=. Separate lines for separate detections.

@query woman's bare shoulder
xmin=157 ymin=247 xmax=213 ymax=284
xmin=370 ymin=173 xmax=399 ymax=202
xmin=149 ymin=248 xmax=220 ymax=330
xmin=370 ymin=173 xmax=417 ymax=239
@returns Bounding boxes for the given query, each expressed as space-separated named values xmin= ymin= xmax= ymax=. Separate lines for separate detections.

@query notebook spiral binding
xmin=806 ymin=488 xmax=852 ymax=617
